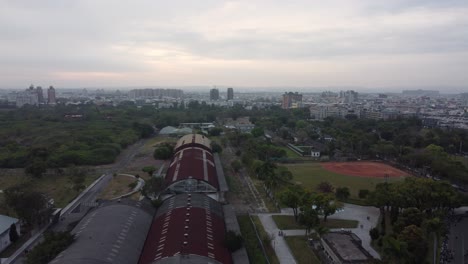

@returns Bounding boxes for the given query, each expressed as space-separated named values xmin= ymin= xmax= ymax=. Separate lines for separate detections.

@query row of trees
xmin=367 ymin=178 xmax=462 ymax=263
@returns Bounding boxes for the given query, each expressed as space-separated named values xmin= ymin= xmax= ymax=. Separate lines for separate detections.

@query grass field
xmin=284 ymin=162 xmax=404 ymax=198
xmin=99 ymin=175 xmax=136 ymax=200
xmin=237 ymin=215 xmax=270 ymax=264
xmin=284 ymin=236 xmax=321 ymax=264
xmin=272 ymin=215 xmax=359 ymax=230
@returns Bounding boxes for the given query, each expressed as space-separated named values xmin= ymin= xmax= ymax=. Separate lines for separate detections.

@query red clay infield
xmin=321 ymin=161 xmax=408 ymax=178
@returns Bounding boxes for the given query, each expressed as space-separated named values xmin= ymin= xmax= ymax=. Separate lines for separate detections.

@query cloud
xmin=0 ymin=0 xmax=467 ymax=89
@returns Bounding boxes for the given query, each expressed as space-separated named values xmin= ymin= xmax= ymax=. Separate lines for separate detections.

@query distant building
xmin=129 ymin=88 xmax=183 ymax=99
xmin=210 ymin=88 xmax=220 ymax=101
xmin=340 ymin=90 xmax=358 ymax=104
xmin=36 ymin=86 xmax=44 ymax=104
xmin=402 ymin=89 xmax=439 ymax=97
xmin=47 ymin=86 xmax=56 ymax=104
xmin=282 ymin=92 xmax=302 ymax=109
xmin=0 ymin=214 xmax=20 ymax=253
xmin=16 ymin=85 xmax=39 ymax=107
xmin=227 ymin=87 xmax=234 ymax=100
xmin=320 ymin=231 xmax=373 ymax=263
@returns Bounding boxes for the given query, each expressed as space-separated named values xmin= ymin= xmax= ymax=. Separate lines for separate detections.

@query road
xmin=5 ymin=138 xmax=150 ymax=264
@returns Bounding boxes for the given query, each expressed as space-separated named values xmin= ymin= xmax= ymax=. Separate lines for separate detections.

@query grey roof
xmin=154 ymin=254 xmax=223 ymax=264
xmin=155 ymin=193 xmax=223 ymax=219
xmin=322 ymin=232 xmax=373 ymax=263
xmin=159 ymin=126 xmax=178 ymax=134
xmin=50 ymin=199 xmax=154 ymax=264
xmin=0 ymin=214 xmax=18 ymax=235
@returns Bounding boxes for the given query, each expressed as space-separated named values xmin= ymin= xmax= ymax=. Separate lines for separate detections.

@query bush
xmin=25 ymin=231 xmax=74 ymax=264
xmin=211 ymin=142 xmax=222 ymax=153
xmin=370 ymin=227 xmax=380 ymax=240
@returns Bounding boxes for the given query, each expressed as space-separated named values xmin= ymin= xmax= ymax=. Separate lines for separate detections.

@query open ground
xmin=284 ymin=162 xmax=407 ymax=198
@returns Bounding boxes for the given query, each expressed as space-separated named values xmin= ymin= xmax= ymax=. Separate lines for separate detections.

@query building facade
xmin=227 ymin=87 xmax=234 ymax=100
xmin=47 ymin=86 xmax=56 ymax=104
xmin=210 ymin=88 xmax=220 ymax=101
xmin=282 ymin=92 xmax=303 ymax=109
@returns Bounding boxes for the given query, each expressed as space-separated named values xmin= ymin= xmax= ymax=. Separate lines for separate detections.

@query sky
xmin=0 ymin=0 xmax=467 ymax=92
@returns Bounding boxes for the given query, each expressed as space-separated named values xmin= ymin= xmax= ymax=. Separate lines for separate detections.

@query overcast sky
xmin=1 ymin=0 xmax=467 ymax=92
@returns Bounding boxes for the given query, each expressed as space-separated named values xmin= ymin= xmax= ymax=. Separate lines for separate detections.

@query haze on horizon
xmin=1 ymin=0 xmax=467 ymax=93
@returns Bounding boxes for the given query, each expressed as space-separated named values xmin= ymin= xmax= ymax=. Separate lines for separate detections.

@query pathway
xmin=257 ymin=203 xmax=381 ymax=263
xmin=256 ymin=214 xmax=297 ymax=264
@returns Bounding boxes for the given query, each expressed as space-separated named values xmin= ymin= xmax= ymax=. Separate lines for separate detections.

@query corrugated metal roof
xmin=50 ymin=200 xmax=154 ymax=264
xmin=138 ymin=194 xmax=232 ymax=264
xmin=165 ymin=147 xmax=219 ymax=190
xmin=174 ymin=134 xmax=212 ymax=152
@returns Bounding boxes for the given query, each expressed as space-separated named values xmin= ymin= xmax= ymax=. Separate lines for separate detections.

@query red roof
xmin=165 ymin=147 xmax=219 ymax=189
xmin=138 ymin=203 xmax=232 ymax=264
xmin=174 ymin=134 xmax=212 ymax=153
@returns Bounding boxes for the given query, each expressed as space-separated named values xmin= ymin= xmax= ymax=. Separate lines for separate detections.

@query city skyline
xmin=1 ymin=1 xmax=467 ymax=91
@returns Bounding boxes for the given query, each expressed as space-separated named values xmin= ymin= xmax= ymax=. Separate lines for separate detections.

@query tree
xmin=211 ymin=142 xmax=222 ymax=153
xmin=25 ymin=231 xmax=75 ymax=264
xmin=397 ymin=225 xmax=428 ymax=264
xmin=142 ymin=166 xmax=156 ymax=177
xmin=4 ymin=184 xmax=49 ymax=226
xmin=208 ymin=127 xmax=223 ymax=136
xmin=335 ymin=187 xmax=350 ymax=201
xmin=279 ymin=185 xmax=305 ymax=222
xmin=314 ymin=193 xmax=341 ymax=222
xmin=314 ymin=225 xmax=329 ymax=238
xmin=142 ymin=177 xmax=165 ymax=198
xmin=153 ymin=144 xmax=173 ymax=160
xmin=298 ymin=207 xmax=319 ymax=236
xmin=251 ymin=127 xmax=264 ymax=138
xmin=382 ymin=236 xmax=409 ymax=263
xmin=317 ymin=181 xmax=334 ymax=194
xmin=224 ymin=231 xmax=244 ymax=252
xmin=9 ymin=223 xmax=19 ymax=243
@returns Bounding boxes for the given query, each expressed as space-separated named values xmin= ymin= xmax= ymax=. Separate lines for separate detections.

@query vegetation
xmin=284 ymin=163 xmax=403 ymax=198
xmin=25 ymin=231 xmax=74 ymax=264
xmin=237 ymin=215 xmax=269 ymax=264
xmin=153 ymin=143 xmax=174 ymax=160
xmin=368 ymin=177 xmax=461 ymax=263
xmin=284 ymin=236 xmax=321 ymax=264
xmin=224 ymin=230 xmax=244 ymax=252
xmin=3 ymin=184 xmax=49 ymax=226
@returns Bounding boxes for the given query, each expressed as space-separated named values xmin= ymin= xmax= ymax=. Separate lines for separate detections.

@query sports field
xmin=284 ymin=162 xmax=407 ymax=198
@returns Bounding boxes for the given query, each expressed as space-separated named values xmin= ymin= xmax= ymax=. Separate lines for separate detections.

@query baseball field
xmin=284 ymin=161 xmax=408 ymax=198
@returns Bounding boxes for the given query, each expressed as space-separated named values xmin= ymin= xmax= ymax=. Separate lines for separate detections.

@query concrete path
xmin=256 ymin=214 xmax=297 ymax=264
xmin=258 ymin=203 xmax=381 ymax=261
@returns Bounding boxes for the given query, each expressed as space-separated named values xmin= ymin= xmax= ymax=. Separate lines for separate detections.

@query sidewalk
xmin=256 ymin=214 xmax=297 ymax=264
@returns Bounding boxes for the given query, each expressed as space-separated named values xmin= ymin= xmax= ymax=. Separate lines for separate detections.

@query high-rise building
xmin=282 ymin=92 xmax=302 ymax=109
xmin=210 ymin=88 xmax=219 ymax=101
xmin=16 ymin=85 xmax=39 ymax=107
xmin=339 ymin=90 xmax=358 ymax=104
xmin=227 ymin=87 xmax=234 ymax=100
xmin=36 ymin=86 xmax=44 ymax=104
xmin=47 ymin=86 xmax=56 ymax=104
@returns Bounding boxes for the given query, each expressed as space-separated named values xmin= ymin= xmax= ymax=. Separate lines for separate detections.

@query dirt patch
xmin=321 ymin=161 xmax=408 ymax=178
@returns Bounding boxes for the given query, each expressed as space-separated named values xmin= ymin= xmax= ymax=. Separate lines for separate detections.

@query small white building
xmin=0 ymin=214 xmax=20 ymax=253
